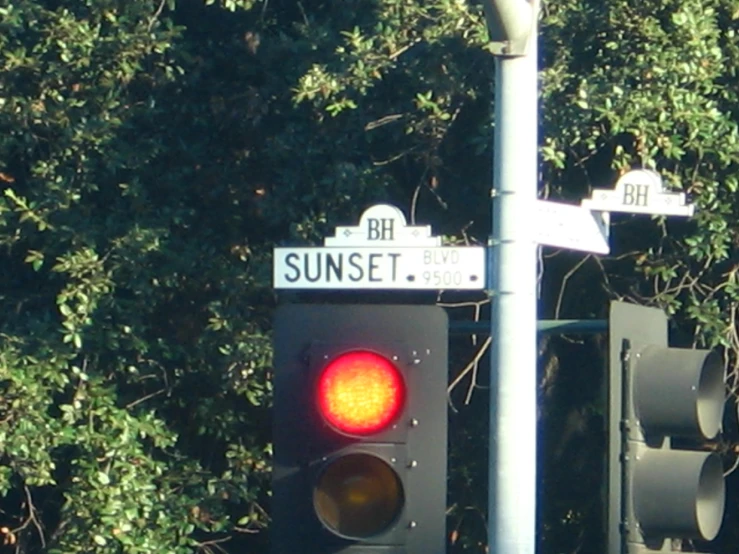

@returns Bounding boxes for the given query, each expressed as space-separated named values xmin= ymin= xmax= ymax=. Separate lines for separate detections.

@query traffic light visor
xmin=313 ymin=453 xmax=404 ymax=539
xmin=634 ymin=450 xmax=725 ymax=540
xmin=317 ymin=351 xmax=405 ymax=436
xmin=635 ymin=346 xmax=724 ymax=439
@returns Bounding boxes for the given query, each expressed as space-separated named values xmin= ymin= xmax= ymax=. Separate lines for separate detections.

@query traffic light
xmin=607 ymin=301 xmax=726 ymax=553
xmin=272 ymin=304 xmax=448 ymax=554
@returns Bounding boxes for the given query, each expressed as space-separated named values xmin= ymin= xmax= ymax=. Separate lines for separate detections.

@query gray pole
xmin=483 ymin=1 xmax=539 ymax=553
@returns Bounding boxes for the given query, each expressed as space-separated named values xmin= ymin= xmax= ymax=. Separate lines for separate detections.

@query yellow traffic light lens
xmin=317 ymin=351 xmax=405 ymax=435
xmin=313 ymin=453 xmax=404 ymax=538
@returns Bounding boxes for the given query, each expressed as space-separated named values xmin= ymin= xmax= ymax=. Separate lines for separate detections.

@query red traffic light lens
xmin=314 ymin=453 xmax=404 ymax=538
xmin=317 ymin=351 xmax=405 ymax=435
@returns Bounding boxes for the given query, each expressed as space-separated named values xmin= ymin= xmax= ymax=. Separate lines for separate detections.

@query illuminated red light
xmin=317 ymin=351 xmax=405 ymax=435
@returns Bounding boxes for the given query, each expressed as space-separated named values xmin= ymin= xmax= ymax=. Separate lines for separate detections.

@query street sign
xmin=273 ymin=204 xmax=486 ymax=290
xmin=534 ymin=200 xmax=610 ymax=254
xmin=273 ymin=246 xmax=484 ymax=289
xmin=581 ymin=169 xmax=694 ymax=216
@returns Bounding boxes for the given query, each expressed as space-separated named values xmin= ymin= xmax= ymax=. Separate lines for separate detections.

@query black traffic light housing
xmin=607 ymin=301 xmax=725 ymax=553
xmin=272 ymin=304 xmax=448 ymax=554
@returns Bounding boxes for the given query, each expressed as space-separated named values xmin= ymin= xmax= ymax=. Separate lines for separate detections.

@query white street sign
xmin=273 ymin=204 xmax=486 ymax=290
xmin=581 ymin=169 xmax=694 ymax=216
xmin=274 ymin=246 xmax=485 ymax=289
xmin=534 ymin=200 xmax=610 ymax=254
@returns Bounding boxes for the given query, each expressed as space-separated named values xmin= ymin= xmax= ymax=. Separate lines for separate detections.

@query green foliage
xmin=539 ymin=1 xmax=739 ymax=334
xmin=2 ymin=0 xmax=739 ymax=552
xmin=0 ymin=1 xmax=271 ymax=551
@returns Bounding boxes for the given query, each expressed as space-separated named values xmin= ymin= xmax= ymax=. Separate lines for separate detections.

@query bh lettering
xmin=622 ymin=183 xmax=648 ymax=207
xmin=367 ymin=218 xmax=395 ymax=240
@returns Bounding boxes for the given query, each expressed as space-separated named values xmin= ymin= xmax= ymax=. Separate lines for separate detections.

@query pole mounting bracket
xmin=482 ymin=0 xmax=539 ymax=57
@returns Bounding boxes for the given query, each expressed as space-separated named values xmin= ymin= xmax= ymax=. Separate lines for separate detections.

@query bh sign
xmin=273 ymin=204 xmax=486 ymax=290
xmin=581 ymin=169 xmax=694 ymax=217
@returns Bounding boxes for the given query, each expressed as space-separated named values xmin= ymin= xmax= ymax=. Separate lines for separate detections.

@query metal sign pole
xmin=485 ymin=1 xmax=539 ymax=552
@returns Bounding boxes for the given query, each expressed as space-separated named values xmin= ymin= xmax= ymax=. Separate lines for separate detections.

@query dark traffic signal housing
xmin=607 ymin=301 xmax=726 ymax=553
xmin=272 ymin=304 xmax=448 ymax=554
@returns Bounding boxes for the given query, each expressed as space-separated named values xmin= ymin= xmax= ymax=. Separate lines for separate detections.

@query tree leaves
xmin=1 ymin=0 xmax=739 ymax=552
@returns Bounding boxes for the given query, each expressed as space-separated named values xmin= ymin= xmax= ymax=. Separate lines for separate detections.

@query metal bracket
xmin=487 ymin=35 xmax=533 ymax=57
xmin=483 ymin=0 xmax=539 ymax=57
